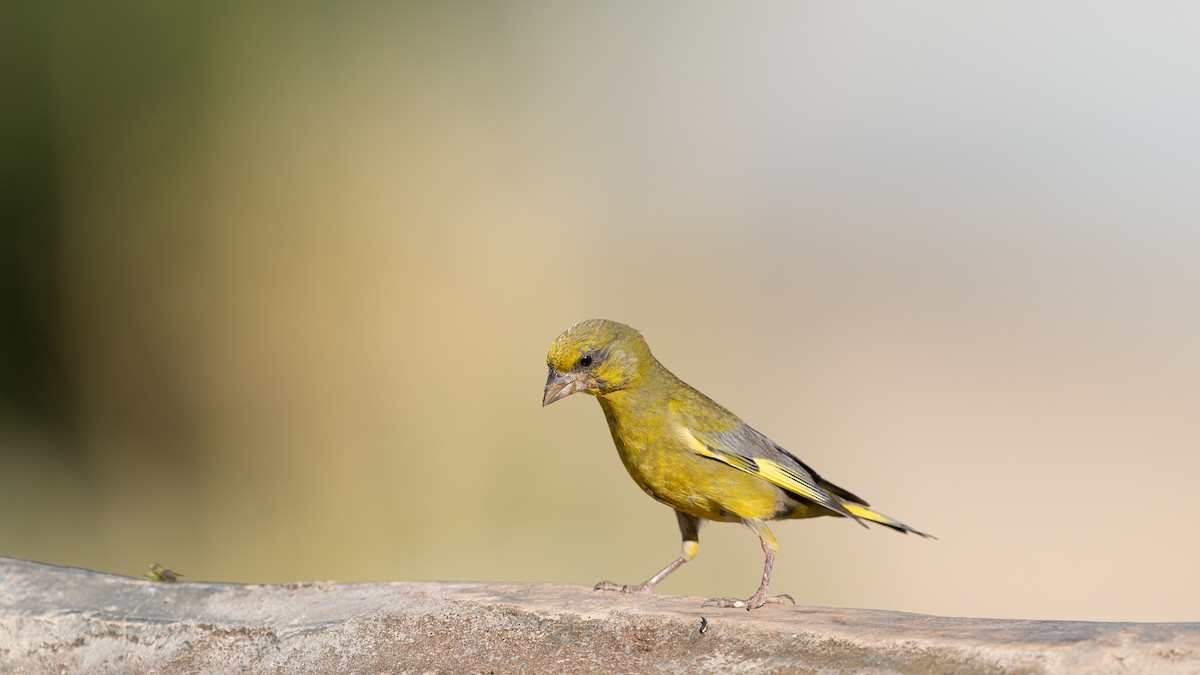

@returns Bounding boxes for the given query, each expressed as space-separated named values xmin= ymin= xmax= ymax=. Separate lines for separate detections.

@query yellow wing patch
xmin=751 ymin=459 xmax=829 ymax=506
xmin=682 ymin=429 xmax=857 ymax=520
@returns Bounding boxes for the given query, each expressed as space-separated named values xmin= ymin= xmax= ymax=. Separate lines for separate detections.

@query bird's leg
xmin=595 ymin=511 xmax=700 ymax=595
xmin=702 ymin=520 xmax=796 ymax=610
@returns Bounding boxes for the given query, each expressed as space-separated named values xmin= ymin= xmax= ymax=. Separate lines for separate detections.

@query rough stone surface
xmin=2 ymin=556 xmax=1198 ymax=674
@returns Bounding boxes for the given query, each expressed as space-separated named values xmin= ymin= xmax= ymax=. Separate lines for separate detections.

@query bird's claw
xmin=594 ymin=581 xmax=653 ymax=594
xmin=702 ymin=593 xmax=795 ymax=610
xmin=701 ymin=597 xmax=747 ymax=609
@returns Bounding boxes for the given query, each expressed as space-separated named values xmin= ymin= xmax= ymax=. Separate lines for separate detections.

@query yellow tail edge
xmin=842 ymin=502 xmax=936 ymax=539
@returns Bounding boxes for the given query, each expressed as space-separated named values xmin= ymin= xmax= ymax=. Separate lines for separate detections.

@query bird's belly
xmin=619 ymin=442 xmax=783 ymax=522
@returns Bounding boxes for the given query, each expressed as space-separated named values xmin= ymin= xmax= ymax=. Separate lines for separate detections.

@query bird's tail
xmin=840 ymin=501 xmax=935 ymax=539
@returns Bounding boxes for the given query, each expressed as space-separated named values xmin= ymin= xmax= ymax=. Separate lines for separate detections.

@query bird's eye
xmin=578 ymin=354 xmax=592 ymax=368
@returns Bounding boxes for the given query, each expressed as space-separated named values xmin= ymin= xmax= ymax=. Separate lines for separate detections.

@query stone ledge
xmin=1 ymin=556 xmax=1197 ymax=673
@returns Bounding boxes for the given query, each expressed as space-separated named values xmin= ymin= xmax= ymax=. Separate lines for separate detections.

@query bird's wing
xmin=681 ymin=423 xmax=866 ymax=525
xmin=686 ymin=424 xmax=934 ymax=537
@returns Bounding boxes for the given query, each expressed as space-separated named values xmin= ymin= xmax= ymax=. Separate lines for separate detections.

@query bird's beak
xmin=542 ymin=368 xmax=580 ymax=407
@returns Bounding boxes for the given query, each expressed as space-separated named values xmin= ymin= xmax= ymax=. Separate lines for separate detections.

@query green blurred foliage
xmin=2 ymin=2 xmax=1199 ymax=622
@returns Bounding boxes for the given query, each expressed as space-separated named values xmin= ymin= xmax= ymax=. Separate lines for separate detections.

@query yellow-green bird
xmin=543 ymin=319 xmax=932 ymax=610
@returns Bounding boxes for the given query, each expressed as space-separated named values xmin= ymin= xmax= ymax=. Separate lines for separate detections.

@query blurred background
xmin=2 ymin=2 xmax=1198 ymax=623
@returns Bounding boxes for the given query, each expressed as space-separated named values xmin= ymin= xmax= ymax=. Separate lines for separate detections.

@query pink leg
xmin=596 ymin=511 xmax=700 ymax=595
xmin=702 ymin=520 xmax=795 ymax=610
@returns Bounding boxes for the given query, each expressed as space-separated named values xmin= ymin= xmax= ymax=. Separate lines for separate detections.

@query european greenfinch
xmin=543 ymin=319 xmax=932 ymax=610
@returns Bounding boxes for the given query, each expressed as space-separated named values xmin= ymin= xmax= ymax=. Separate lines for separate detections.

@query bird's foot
xmin=702 ymin=593 xmax=795 ymax=611
xmin=594 ymin=581 xmax=654 ymax=594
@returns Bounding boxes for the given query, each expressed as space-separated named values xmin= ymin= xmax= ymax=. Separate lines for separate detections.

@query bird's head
xmin=543 ymin=319 xmax=653 ymax=406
